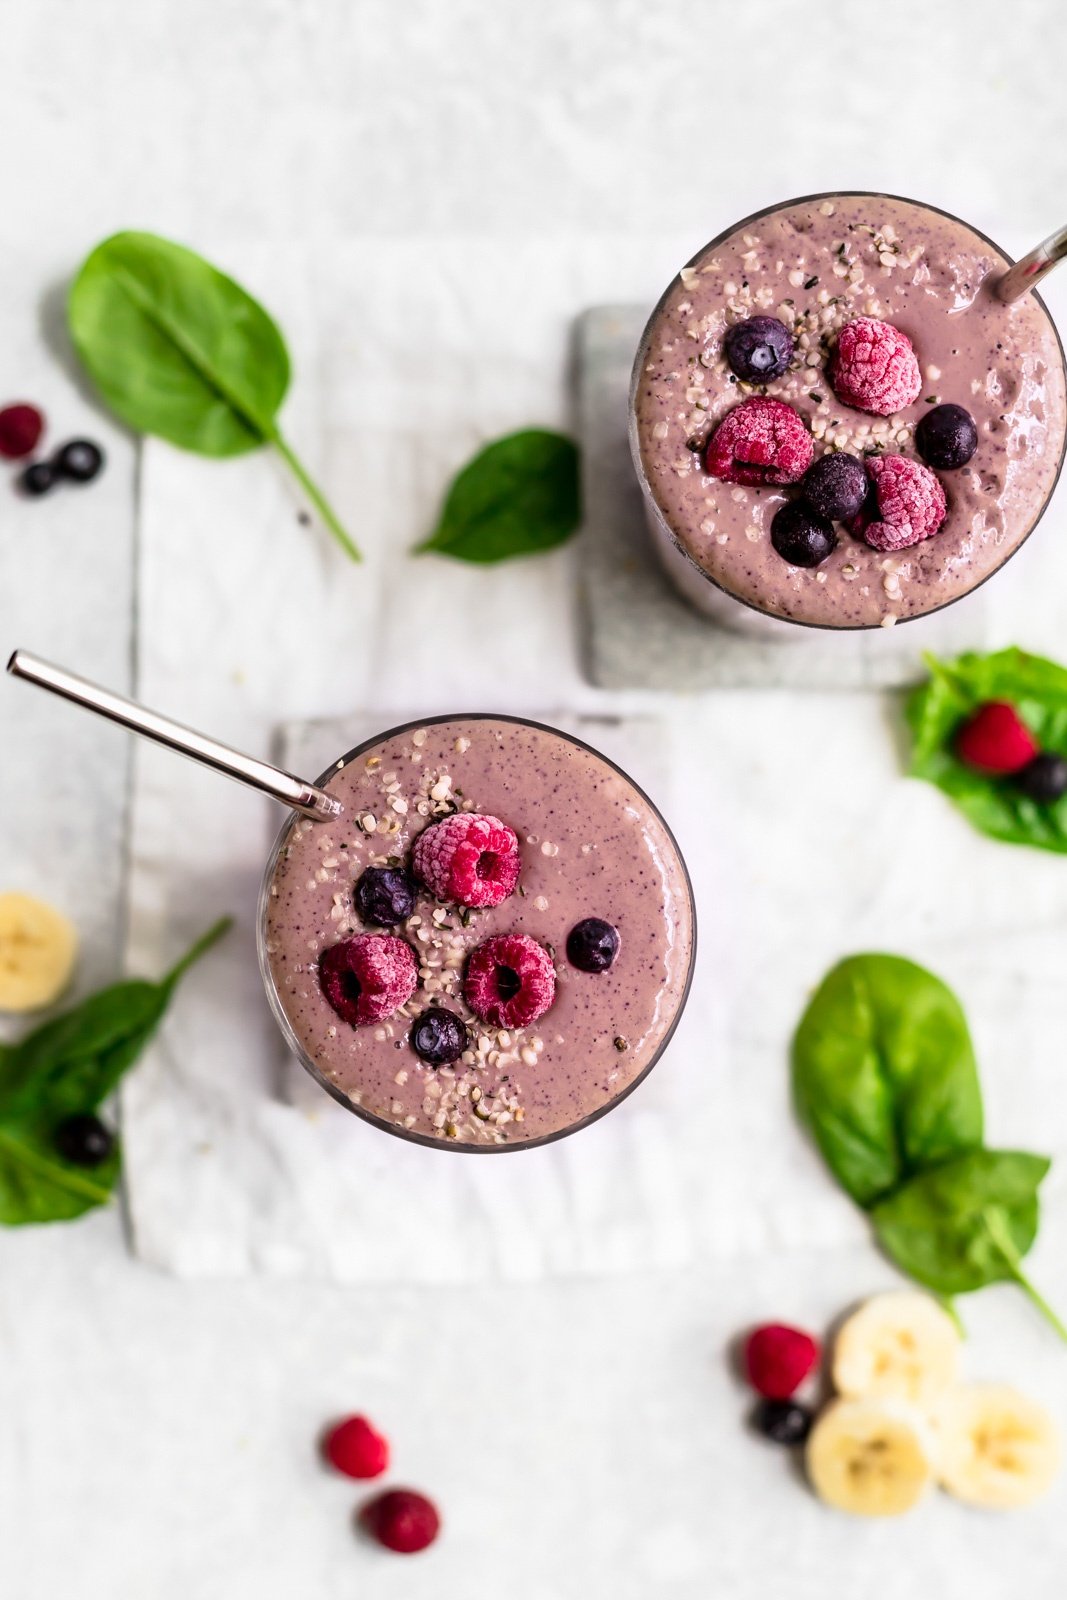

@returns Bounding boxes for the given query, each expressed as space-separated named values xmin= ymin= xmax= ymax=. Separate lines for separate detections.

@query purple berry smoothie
xmin=259 ymin=716 xmax=695 ymax=1151
xmin=632 ymin=192 xmax=1067 ymax=629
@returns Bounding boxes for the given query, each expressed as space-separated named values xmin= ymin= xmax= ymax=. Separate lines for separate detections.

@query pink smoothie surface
xmin=263 ymin=717 xmax=694 ymax=1149
xmin=633 ymin=193 xmax=1067 ymax=627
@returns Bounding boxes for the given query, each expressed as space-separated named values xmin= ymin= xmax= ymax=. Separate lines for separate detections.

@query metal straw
xmin=6 ymin=650 xmax=343 ymax=821
xmin=997 ymin=222 xmax=1067 ymax=303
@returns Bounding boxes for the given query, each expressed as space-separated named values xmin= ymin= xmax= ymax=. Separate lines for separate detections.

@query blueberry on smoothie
xmin=915 ymin=403 xmax=978 ymax=470
xmin=770 ymin=502 xmax=836 ymax=567
xmin=355 ymin=866 xmax=417 ymax=928
xmin=566 ymin=918 xmax=620 ymax=973
xmin=800 ymin=452 xmax=868 ymax=521
xmin=410 ymin=1007 xmax=468 ymax=1066
xmin=723 ymin=316 xmax=794 ymax=383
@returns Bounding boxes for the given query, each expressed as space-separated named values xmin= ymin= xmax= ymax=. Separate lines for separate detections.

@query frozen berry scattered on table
xmin=464 ymin=933 xmax=555 ymax=1028
xmin=323 ymin=1414 xmax=390 ymax=1480
xmin=800 ymin=452 xmax=869 ymax=522
xmin=915 ymin=403 xmax=978 ymax=470
xmin=55 ymin=438 xmax=105 ymax=483
xmin=355 ymin=866 xmax=417 ymax=928
xmin=18 ymin=460 xmax=57 ymax=497
xmin=751 ymin=1397 xmax=814 ymax=1446
xmin=0 ymin=403 xmax=44 ymax=460
xmin=723 ymin=316 xmax=794 ymax=384
xmin=413 ymin=812 xmax=520 ymax=908
xmin=410 ymin=1006 xmax=468 ymax=1066
xmin=770 ymin=502 xmax=836 ymax=567
xmin=359 ymin=1488 xmax=441 ymax=1554
xmin=1014 ymin=752 xmax=1067 ymax=804
xmin=744 ymin=1322 xmax=820 ymax=1399
xmin=54 ymin=1113 xmax=114 ymax=1167
xmin=703 ymin=396 xmax=813 ymax=487
xmin=955 ymin=702 xmax=1039 ymax=776
xmin=565 ymin=918 xmax=620 ymax=973
xmin=848 ymin=454 xmax=946 ymax=551
xmin=829 ymin=318 xmax=922 ymax=416
xmin=319 ymin=934 xmax=418 ymax=1026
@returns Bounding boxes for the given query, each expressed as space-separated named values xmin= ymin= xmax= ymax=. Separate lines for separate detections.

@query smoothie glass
xmin=4 ymin=658 xmax=697 ymax=1155
xmin=630 ymin=191 xmax=1067 ymax=634
xmin=258 ymin=712 xmax=697 ymax=1153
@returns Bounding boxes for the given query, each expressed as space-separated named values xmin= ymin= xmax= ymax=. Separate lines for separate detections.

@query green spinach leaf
xmin=0 ymin=916 xmax=230 ymax=1225
xmin=871 ymin=1149 xmax=1066 ymax=1339
xmin=68 ymin=232 xmax=359 ymax=561
xmin=907 ymin=648 xmax=1067 ymax=852
xmin=792 ymin=954 xmax=982 ymax=1208
xmin=417 ymin=429 xmax=580 ymax=563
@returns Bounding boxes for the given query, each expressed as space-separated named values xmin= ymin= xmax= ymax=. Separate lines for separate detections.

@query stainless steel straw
xmin=6 ymin=650 xmax=342 ymax=821
xmin=997 ymin=222 xmax=1067 ymax=303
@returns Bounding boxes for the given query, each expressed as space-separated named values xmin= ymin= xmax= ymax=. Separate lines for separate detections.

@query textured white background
xmin=3 ymin=1 xmax=1067 ymax=1595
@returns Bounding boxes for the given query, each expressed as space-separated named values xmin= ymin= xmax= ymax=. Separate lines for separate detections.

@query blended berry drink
xmin=260 ymin=716 xmax=695 ymax=1150
xmin=631 ymin=193 xmax=1067 ymax=628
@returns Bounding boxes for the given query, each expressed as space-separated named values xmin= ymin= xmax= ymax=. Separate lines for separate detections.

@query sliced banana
xmin=0 ymin=892 xmax=78 ymax=1012
xmin=930 ymin=1383 xmax=1061 ymax=1510
xmin=833 ymin=1290 xmax=960 ymax=1406
xmin=807 ymin=1397 xmax=934 ymax=1517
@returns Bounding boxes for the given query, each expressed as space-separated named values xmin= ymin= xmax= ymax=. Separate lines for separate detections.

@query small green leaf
xmin=871 ymin=1149 xmax=1065 ymax=1339
xmin=0 ymin=917 xmax=230 ymax=1226
xmin=792 ymin=954 xmax=983 ymax=1207
xmin=417 ymin=429 xmax=580 ymax=563
xmin=907 ymin=647 xmax=1067 ymax=852
xmin=68 ymin=231 xmax=359 ymax=559
xmin=69 ymin=232 xmax=288 ymax=456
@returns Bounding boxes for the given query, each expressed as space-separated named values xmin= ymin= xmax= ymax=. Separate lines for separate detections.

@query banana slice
xmin=0 ymin=892 xmax=78 ymax=1012
xmin=807 ymin=1397 xmax=933 ymax=1517
xmin=931 ymin=1384 xmax=1061 ymax=1510
xmin=833 ymin=1290 xmax=960 ymax=1406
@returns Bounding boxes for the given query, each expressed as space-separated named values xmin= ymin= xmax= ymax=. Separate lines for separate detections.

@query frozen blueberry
xmin=566 ymin=918 xmax=620 ymax=973
xmin=800 ymin=452 xmax=868 ymax=521
xmin=55 ymin=438 xmax=106 ymax=483
xmin=355 ymin=866 xmax=417 ymax=927
xmin=770 ymin=502 xmax=836 ymax=567
xmin=723 ymin=316 xmax=794 ymax=384
xmin=410 ymin=1006 xmax=468 ymax=1066
xmin=54 ymin=1113 xmax=114 ymax=1167
xmin=751 ymin=1398 xmax=814 ymax=1446
xmin=915 ymin=403 xmax=978 ymax=470
xmin=1015 ymin=752 xmax=1067 ymax=804
xmin=18 ymin=460 xmax=57 ymax=497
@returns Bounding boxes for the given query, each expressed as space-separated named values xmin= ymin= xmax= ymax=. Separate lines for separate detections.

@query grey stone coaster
xmin=576 ymin=305 xmax=989 ymax=691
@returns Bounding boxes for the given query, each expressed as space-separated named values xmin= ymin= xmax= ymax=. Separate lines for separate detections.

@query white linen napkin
xmin=121 ymin=236 xmax=1067 ymax=1281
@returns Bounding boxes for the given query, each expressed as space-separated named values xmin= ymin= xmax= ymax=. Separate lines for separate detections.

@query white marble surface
xmin=3 ymin=0 xmax=1067 ymax=1594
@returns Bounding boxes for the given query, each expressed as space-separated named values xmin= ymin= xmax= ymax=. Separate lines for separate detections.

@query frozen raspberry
xmin=849 ymin=453 xmax=946 ymax=551
xmin=703 ymin=396 xmax=813 ymax=487
xmin=955 ymin=702 xmax=1039 ymax=775
xmin=323 ymin=1415 xmax=390 ymax=1479
xmin=319 ymin=934 xmax=417 ymax=1026
xmin=412 ymin=812 xmax=520 ymax=908
xmin=744 ymin=1323 xmax=820 ymax=1400
xmin=464 ymin=933 xmax=555 ymax=1028
xmin=0 ymin=403 xmax=44 ymax=460
xmin=359 ymin=1488 xmax=441 ymax=1554
xmin=829 ymin=318 xmax=922 ymax=415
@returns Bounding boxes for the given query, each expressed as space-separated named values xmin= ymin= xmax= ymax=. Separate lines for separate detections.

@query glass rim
xmin=628 ymin=188 xmax=1067 ymax=632
xmin=257 ymin=710 xmax=698 ymax=1154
